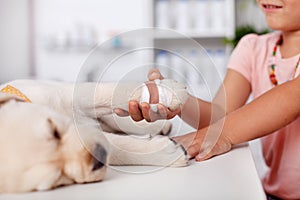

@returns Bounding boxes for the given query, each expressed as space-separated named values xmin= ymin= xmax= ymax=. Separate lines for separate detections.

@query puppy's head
xmin=0 ymin=93 xmax=108 ymax=193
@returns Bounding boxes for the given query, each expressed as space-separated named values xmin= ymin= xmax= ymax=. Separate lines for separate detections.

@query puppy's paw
xmin=150 ymin=135 xmax=189 ymax=167
xmin=111 ymin=79 xmax=188 ymax=114
xmin=107 ymin=134 xmax=189 ymax=167
xmin=137 ymin=79 xmax=188 ymax=111
xmin=159 ymin=79 xmax=188 ymax=110
xmin=166 ymin=138 xmax=189 ymax=167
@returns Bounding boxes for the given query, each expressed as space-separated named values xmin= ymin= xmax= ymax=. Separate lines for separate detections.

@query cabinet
xmin=152 ymin=0 xmax=235 ymax=99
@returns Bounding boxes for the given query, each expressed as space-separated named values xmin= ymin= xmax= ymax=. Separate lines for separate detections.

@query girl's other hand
xmin=172 ymin=127 xmax=233 ymax=161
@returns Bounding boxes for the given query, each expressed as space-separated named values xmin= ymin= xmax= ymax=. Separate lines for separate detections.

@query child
xmin=118 ymin=0 xmax=300 ymax=199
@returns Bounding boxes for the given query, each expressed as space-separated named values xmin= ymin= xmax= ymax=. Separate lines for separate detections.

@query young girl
xmin=118 ymin=0 xmax=300 ymax=199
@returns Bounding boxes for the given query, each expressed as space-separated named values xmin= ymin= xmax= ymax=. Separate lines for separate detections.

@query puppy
xmin=0 ymin=79 xmax=189 ymax=193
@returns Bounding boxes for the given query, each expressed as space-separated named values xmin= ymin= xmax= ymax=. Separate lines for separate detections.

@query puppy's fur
xmin=0 ymin=79 xmax=189 ymax=193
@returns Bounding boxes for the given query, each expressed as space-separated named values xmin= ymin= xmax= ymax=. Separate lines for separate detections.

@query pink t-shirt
xmin=227 ymin=32 xmax=300 ymax=199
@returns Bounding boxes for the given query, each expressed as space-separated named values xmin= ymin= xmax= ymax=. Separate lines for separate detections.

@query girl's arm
xmin=127 ymin=69 xmax=251 ymax=130
xmin=225 ymin=74 xmax=300 ymax=144
xmin=185 ymin=75 xmax=300 ymax=160
xmin=181 ymin=69 xmax=251 ymax=129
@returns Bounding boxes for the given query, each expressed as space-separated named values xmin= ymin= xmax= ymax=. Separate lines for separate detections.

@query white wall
xmin=236 ymin=0 xmax=268 ymax=31
xmin=34 ymin=0 xmax=152 ymax=82
xmin=0 ymin=0 xmax=31 ymax=83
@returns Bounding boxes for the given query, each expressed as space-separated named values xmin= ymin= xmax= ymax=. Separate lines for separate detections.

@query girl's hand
xmin=172 ymin=127 xmax=233 ymax=161
xmin=114 ymin=68 xmax=166 ymax=119
xmin=125 ymin=68 xmax=181 ymax=122
xmin=128 ymin=100 xmax=181 ymax=122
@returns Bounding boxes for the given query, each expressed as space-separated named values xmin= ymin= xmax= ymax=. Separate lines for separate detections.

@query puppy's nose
xmin=92 ymin=144 xmax=107 ymax=171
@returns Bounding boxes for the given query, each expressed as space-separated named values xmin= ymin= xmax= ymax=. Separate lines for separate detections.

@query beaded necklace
xmin=269 ymin=35 xmax=300 ymax=86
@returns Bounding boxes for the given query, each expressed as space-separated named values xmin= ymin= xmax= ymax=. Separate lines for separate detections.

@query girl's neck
xmin=280 ymin=30 xmax=300 ymax=58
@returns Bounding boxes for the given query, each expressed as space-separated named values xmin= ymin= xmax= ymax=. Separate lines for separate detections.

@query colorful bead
xmin=269 ymin=35 xmax=300 ymax=86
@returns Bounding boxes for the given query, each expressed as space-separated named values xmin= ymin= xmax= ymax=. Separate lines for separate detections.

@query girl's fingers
xmin=195 ymin=151 xmax=214 ymax=161
xmin=129 ymin=101 xmax=181 ymax=122
xmin=156 ymin=104 xmax=168 ymax=119
xmin=157 ymin=104 xmax=181 ymax=120
xmin=140 ymin=102 xmax=152 ymax=122
xmin=195 ymin=142 xmax=232 ymax=162
xmin=187 ymin=143 xmax=202 ymax=158
xmin=128 ymin=100 xmax=144 ymax=121
xmin=142 ymin=103 xmax=172 ymax=122
xmin=172 ymin=132 xmax=196 ymax=150
xmin=167 ymin=107 xmax=181 ymax=119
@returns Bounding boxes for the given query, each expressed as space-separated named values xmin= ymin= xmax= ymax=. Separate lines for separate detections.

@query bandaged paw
xmin=111 ymin=79 xmax=188 ymax=113
xmin=139 ymin=79 xmax=188 ymax=112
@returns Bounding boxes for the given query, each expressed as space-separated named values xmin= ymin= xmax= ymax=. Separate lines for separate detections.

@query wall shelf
xmin=151 ymin=0 xmax=236 ymax=98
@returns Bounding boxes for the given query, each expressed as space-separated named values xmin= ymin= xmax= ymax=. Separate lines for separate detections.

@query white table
xmin=0 ymin=144 xmax=266 ymax=200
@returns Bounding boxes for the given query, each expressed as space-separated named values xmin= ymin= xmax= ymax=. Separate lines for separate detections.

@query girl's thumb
xmin=148 ymin=68 xmax=164 ymax=80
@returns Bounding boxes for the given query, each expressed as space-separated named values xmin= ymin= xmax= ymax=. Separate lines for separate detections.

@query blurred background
xmin=0 ymin=0 xmax=267 ymax=84
xmin=0 ymin=0 xmax=269 ymax=178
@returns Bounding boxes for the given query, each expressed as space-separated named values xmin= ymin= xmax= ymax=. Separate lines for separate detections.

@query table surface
xmin=1 ymin=143 xmax=266 ymax=200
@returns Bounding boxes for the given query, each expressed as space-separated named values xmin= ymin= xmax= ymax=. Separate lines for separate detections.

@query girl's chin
xmin=265 ymin=18 xmax=285 ymax=30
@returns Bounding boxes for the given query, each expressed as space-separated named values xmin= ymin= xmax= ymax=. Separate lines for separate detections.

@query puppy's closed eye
xmin=53 ymin=128 xmax=61 ymax=140
xmin=47 ymin=118 xmax=61 ymax=140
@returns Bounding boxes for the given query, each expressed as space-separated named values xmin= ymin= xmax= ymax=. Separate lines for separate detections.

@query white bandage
xmin=139 ymin=79 xmax=173 ymax=112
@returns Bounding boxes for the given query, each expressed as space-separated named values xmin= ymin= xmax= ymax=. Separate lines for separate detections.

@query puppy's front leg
xmin=104 ymin=133 xmax=189 ymax=167
xmin=74 ymin=82 xmax=143 ymax=118
xmin=75 ymin=79 xmax=188 ymax=122
xmin=91 ymin=79 xmax=188 ymax=117
xmin=91 ymin=80 xmax=188 ymax=135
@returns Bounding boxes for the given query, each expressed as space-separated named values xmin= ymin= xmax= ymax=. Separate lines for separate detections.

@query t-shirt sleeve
xmin=227 ymin=34 xmax=258 ymax=82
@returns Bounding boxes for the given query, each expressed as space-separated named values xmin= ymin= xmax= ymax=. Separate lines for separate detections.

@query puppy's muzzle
xmin=92 ymin=144 xmax=107 ymax=171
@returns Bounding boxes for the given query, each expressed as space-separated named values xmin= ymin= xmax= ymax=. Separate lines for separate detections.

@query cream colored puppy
xmin=0 ymin=79 xmax=188 ymax=193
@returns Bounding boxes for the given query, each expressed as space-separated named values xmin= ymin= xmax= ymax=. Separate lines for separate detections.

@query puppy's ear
xmin=0 ymin=92 xmax=25 ymax=105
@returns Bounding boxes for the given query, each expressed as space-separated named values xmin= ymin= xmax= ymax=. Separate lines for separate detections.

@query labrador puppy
xmin=0 ymin=79 xmax=189 ymax=193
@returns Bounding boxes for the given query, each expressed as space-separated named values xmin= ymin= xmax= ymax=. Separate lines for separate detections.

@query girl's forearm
xmin=179 ymin=95 xmax=208 ymax=129
xmin=223 ymin=77 xmax=300 ymax=144
xmin=180 ymin=94 xmax=226 ymax=130
xmin=181 ymin=70 xmax=251 ymax=131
